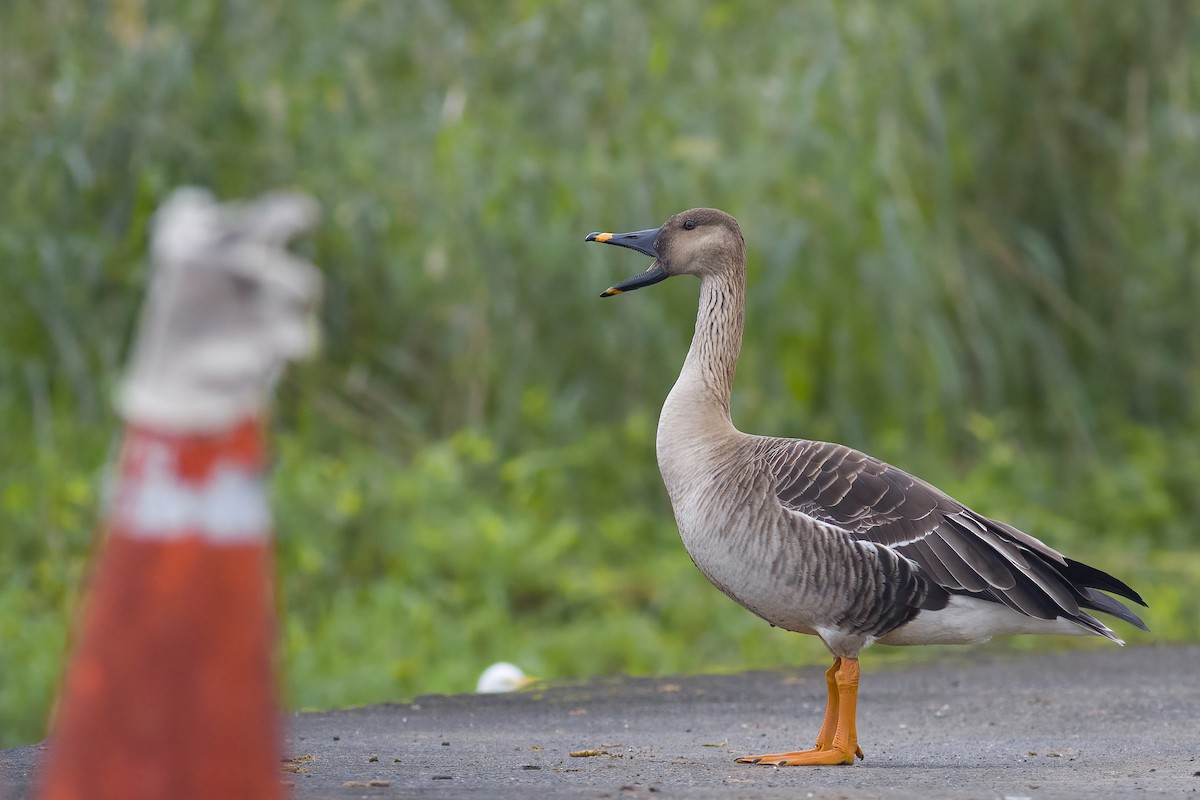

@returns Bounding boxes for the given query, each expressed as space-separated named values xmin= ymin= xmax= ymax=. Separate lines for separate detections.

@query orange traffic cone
xmin=38 ymin=421 xmax=282 ymax=800
xmin=36 ymin=188 xmax=321 ymax=800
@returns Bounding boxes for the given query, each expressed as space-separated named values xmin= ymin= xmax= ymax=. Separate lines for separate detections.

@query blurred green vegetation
xmin=2 ymin=0 xmax=1199 ymax=748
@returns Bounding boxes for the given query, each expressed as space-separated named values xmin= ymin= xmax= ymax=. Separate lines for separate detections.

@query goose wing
xmin=764 ymin=439 xmax=1147 ymax=632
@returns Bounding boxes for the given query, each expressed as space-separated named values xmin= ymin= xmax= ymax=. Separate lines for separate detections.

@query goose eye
xmin=683 ymin=219 xmax=696 ymax=231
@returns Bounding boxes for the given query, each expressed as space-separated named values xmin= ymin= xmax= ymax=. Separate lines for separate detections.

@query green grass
xmin=3 ymin=0 xmax=1200 ymax=748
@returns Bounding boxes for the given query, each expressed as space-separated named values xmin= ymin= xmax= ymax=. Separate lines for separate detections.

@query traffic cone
xmin=37 ymin=419 xmax=283 ymax=800
xmin=36 ymin=188 xmax=321 ymax=800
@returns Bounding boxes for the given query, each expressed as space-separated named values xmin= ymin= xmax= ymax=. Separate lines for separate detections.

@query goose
xmin=584 ymin=208 xmax=1148 ymax=767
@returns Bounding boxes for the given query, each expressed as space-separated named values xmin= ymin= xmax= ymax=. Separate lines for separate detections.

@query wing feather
xmin=762 ymin=438 xmax=1147 ymax=635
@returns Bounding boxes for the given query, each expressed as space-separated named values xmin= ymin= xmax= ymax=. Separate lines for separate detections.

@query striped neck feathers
xmin=666 ymin=265 xmax=745 ymax=429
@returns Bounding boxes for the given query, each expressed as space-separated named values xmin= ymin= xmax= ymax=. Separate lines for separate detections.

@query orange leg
xmin=813 ymin=658 xmax=841 ymax=750
xmin=736 ymin=657 xmax=865 ymax=766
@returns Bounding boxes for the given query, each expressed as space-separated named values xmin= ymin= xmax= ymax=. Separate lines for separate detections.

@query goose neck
xmin=675 ymin=269 xmax=745 ymax=420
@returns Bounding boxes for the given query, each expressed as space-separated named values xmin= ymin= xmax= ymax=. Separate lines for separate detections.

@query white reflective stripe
xmin=116 ymin=442 xmax=271 ymax=543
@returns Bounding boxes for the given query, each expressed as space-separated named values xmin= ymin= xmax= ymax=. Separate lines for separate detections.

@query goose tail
xmin=1060 ymin=557 xmax=1149 ymax=633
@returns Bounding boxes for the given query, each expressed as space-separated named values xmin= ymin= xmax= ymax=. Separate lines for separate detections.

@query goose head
xmin=585 ymin=208 xmax=744 ymax=296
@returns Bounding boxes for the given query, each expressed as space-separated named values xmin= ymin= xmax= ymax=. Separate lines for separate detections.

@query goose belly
xmin=671 ymin=507 xmax=832 ymax=636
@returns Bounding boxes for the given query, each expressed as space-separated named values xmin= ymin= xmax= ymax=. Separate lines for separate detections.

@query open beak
xmin=585 ymin=225 xmax=668 ymax=297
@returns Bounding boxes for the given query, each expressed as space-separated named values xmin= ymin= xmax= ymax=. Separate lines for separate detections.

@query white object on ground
xmin=475 ymin=662 xmax=537 ymax=693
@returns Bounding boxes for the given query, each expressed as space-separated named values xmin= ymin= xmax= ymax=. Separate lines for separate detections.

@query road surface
xmin=4 ymin=645 xmax=1198 ymax=798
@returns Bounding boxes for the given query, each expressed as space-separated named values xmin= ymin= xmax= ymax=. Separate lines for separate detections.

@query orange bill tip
xmin=594 ymin=232 xmax=613 ymax=243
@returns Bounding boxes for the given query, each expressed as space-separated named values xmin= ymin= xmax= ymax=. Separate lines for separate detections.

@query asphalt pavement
xmin=5 ymin=645 xmax=1199 ymax=799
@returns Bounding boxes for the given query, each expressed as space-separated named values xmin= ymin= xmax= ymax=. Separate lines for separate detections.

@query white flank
xmin=877 ymin=595 xmax=1097 ymax=646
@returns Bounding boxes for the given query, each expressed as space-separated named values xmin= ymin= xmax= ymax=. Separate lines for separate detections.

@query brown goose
xmin=585 ymin=208 xmax=1147 ymax=767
